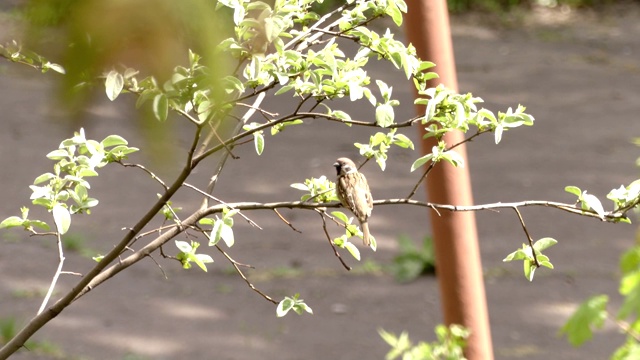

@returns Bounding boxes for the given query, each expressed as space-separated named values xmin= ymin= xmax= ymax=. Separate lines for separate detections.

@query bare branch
xmin=184 ymin=183 xmax=262 ymax=229
xmin=317 ymin=210 xmax=351 ymax=271
xmin=406 ymin=162 xmax=435 ymax=199
xmin=118 ymin=161 xmax=168 ymax=190
xmin=214 ymin=245 xmax=276 ymax=304
xmin=37 ymin=232 xmax=65 ymax=315
xmin=273 ymin=209 xmax=302 ymax=233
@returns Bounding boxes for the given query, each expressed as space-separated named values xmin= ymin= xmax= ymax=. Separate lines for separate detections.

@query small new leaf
xmin=254 ymin=132 xmax=265 ymax=155
xmin=105 ymin=70 xmax=124 ymax=101
xmin=52 ymin=204 xmax=71 ymax=235
xmin=565 ymin=185 xmax=582 ymax=197
xmin=276 ymin=294 xmax=313 ymax=317
xmin=582 ymin=192 xmax=605 ymax=219
xmin=344 ymin=242 xmax=361 ymax=261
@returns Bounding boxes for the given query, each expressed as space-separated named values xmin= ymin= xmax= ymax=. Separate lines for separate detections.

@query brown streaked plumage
xmin=333 ymin=157 xmax=373 ymax=246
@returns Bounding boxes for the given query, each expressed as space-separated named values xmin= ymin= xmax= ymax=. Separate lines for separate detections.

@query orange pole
xmin=405 ymin=1 xmax=494 ymax=359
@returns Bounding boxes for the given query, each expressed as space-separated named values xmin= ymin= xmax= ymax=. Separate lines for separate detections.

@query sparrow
xmin=333 ymin=157 xmax=373 ymax=246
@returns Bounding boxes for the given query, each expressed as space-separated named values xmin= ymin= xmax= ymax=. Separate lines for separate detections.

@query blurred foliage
xmin=392 ymin=235 xmax=436 ymax=283
xmin=380 ymin=324 xmax=470 ymax=360
xmin=19 ymin=0 xmax=230 ymax=110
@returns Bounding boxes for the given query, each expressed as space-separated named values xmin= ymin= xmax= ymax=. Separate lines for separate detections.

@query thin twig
xmin=317 ymin=209 xmax=351 ymax=271
xmin=406 ymin=129 xmax=492 ymax=199
xmin=512 ymin=207 xmax=540 ymax=267
xmin=214 ymin=245 xmax=275 ymax=304
xmin=273 ymin=209 xmax=302 ymax=233
xmin=145 ymin=253 xmax=168 ymax=280
xmin=236 ymin=102 xmax=279 ymax=119
xmin=184 ymin=182 xmax=262 ymax=229
xmin=118 ymin=162 xmax=168 ymax=190
xmin=60 ymin=271 xmax=82 ymax=276
xmin=199 ymin=92 xmax=267 ymax=209
xmin=38 ymin=232 xmax=65 ymax=315
xmin=406 ymin=162 xmax=436 ymax=199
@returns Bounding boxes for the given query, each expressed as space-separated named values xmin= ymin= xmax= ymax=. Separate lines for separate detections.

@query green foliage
xmin=0 ymin=40 xmax=65 ymax=74
xmin=175 ymin=240 xmax=214 ymax=272
xmin=565 ymin=185 xmax=606 ymax=219
xmin=330 ymin=210 xmax=377 ymax=255
xmin=559 ymin=295 xmax=608 ymax=346
xmin=276 ymin=293 xmax=313 ymax=317
xmin=291 ymin=176 xmax=337 ymax=203
xmin=561 ymin=244 xmax=640 ymax=354
xmin=0 ymin=129 xmax=138 ymax=235
xmin=392 ymin=235 xmax=436 ymax=283
xmin=502 ymin=237 xmax=556 ymax=281
xmin=200 ymin=207 xmax=239 ymax=248
xmin=379 ymin=324 xmax=470 ymax=360
xmin=355 ymin=129 xmax=415 ymax=171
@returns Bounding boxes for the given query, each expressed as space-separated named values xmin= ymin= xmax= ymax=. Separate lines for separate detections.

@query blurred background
xmin=1 ymin=0 xmax=639 ymax=359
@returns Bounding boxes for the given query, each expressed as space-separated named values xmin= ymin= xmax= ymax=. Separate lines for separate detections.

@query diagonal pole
xmin=405 ymin=1 xmax=494 ymax=359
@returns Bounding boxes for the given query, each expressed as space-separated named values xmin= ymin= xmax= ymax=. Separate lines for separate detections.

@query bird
xmin=333 ymin=157 xmax=373 ymax=246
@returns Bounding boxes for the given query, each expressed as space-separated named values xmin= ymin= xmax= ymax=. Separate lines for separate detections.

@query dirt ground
xmin=1 ymin=4 xmax=640 ymax=360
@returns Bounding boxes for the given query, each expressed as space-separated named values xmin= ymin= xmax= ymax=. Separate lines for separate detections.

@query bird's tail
xmin=362 ymin=221 xmax=371 ymax=246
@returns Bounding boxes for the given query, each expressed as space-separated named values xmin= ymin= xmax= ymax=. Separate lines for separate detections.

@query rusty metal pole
xmin=404 ymin=1 xmax=494 ymax=359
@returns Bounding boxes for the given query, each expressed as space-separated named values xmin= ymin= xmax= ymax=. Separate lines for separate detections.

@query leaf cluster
xmin=0 ymin=129 xmax=138 ymax=235
xmin=379 ymin=324 xmax=470 ymax=360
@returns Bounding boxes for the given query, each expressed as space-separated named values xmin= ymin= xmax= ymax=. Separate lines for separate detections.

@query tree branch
xmin=37 ymin=232 xmax=65 ymax=315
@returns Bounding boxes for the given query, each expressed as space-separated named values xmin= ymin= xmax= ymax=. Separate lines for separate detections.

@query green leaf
xmin=618 ymin=273 xmax=640 ymax=319
xmin=494 ymin=124 xmax=504 ymax=144
xmin=44 ymin=62 xmax=65 ymax=74
xmin=582 ymin=193 xmax=605 ymax=218
xmin=565 ymin=186 xmax=582 ymax=197
xmin=33 ymin=173 xmax=56 ymax=185
xmin=153 ymin=93 xmax=169 ymax=122
xmin=441 ymin=150 xmax=464 ymax=167
xmin=30 ymin=220 xmax=50 ymax=230
xmin=52 ymin=204 xmax=71 ymax=235
xmin=503 ymin=248 xmax=527 ymax=262
xmin=46 ymin=149 xmax=68 ymax=160
xmin=290 ymin=183 xmax=308 ymax=191
xmin=220 ymin=224 xmax=234 ymax=247
xmin=392 ymin=133 xmax=414 ymax=149
xmin=210 ymin=219 xmax=223 ymax=246
xmin=254 ymin=132 xmax=265 ymax=155
xmin=331 ymin=211 xmax=350 ymax=224
xmin=193 ymin=253 xmax=214 ymax=272
xmin=198 ymin=218 xmax=215 ymax=226
xmin=560 ymin=295 xmax=608 ymax=346
xmin=344 ymin=242 xmax=361 ymax=261
xmin=533 ymin=237 xmax=558 ymax=252
xmin=101 ymin=135 xmax=128 ymax=148
xmin=276 ymin=297 xmax=294 ymax=317
xmin=0 ymin=216 xmax=24 ymax=229
xmin=410 ymin=154 xmax=432 ymax=172
xmin=375 ymin=103 xmax=395 ymax=128
xmin=105 ymin=70 xmax=124 ymax=101
xmin=386 ymin=1 xmax=403 ymax=26
xmin=524 ymin=259 xmax=536 ymax=281
xmin=175 ymin=240 xmax=192 ymax=253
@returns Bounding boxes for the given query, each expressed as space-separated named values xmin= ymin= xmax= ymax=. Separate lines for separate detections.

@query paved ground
xmin=1 ymin=5 xmax=640 ymax=360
